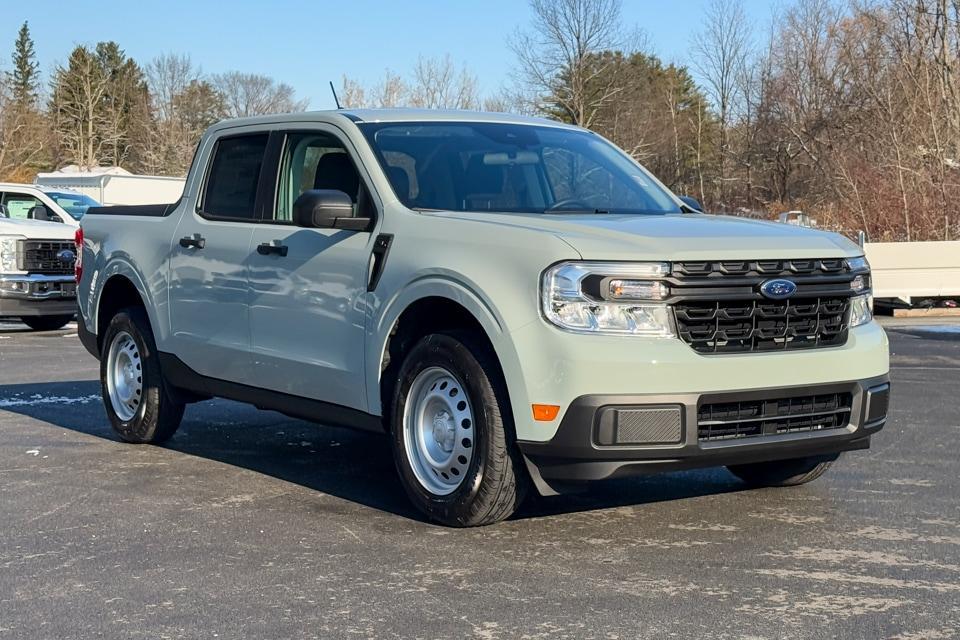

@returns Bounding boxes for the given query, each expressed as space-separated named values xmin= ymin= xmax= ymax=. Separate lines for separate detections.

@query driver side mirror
xmin=292 ymin=189 xmax=371 ymax=231
xmin=679 ymin=196 xmax=704 ymax=212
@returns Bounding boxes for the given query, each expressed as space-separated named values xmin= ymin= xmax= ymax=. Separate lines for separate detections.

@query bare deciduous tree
xmin=212 ymin=71 xmax=308 ymax=117
xmin=409 ymin=55 xmax=480 ymax=109
xmin=694 ymin=0 xmax=750 ymax=205
xmin=510 ymin=0 xmax=632 ymax=127
xmin=49 ymin=46 xmax=111 ymax=169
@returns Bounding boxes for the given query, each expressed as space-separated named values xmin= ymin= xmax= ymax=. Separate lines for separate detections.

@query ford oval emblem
xmin=57 ymin=249 xmax=76 ymax=264
xmin=760 ymin=278 xmax=797 ymax=300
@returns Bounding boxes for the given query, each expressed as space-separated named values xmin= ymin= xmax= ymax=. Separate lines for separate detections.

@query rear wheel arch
xmin=96 ymin=275 xmax=148 ymax=352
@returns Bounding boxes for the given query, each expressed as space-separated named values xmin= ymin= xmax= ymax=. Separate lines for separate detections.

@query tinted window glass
xmin=203 ymin=134 xmax=268 ymax=219
xmin=360 ymin=122 xmax=681 ymax=215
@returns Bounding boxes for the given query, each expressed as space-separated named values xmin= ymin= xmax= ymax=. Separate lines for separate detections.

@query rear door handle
xmin=257 ymin=241 xmax=288 ymax=257
xmin=179 ymin=234 xmax=205 ymax=249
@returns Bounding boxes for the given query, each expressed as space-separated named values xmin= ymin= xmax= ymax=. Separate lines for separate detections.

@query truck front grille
xmin=18 ymin=240 xmax=75 ymax=274
xmin=698 ymin=392 xmax=853 ymax=442
xmin=669 ymin=259 xmax=861 ymax=354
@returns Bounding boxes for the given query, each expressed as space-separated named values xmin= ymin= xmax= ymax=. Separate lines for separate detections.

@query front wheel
xmin=100 ymin=307 xmax=184 ymax=444
xmin=21 ymin=315 xmax=73 ymax=331
xmin=391 ymin=332 xmax=527 ymax=527
xmin=727 ymin=454 xmax=839 ymax=487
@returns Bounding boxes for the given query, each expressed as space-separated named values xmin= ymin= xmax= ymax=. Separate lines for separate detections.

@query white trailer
xmin=864 ymin=240 xmax=960 ymax=304
xmin=34 ymin=166 xmax=185 ymax=206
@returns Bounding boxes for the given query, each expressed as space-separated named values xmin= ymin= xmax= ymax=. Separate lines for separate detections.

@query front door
xmin=247 ymin=129 xmax=376 ymax=411
xmin=167 ymin=132 xmax=268 ymax=378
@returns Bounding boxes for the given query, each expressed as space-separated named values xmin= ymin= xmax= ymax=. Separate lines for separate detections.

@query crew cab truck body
xmin=0 ymin=216 xmax=78 ymax=331
xmin=76 ymin=110 xmax=890 ymax=526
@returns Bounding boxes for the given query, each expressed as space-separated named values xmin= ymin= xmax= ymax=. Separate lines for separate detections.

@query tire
xmin=21 ymin=315 xmax=73 ymax=331
xmin=391 ymin=332 xmax=527 ymax=527
xmin=100 ymin=307 xmax=184 ymax=444
xmin=727 ymin=453 xmax=839 ymax=487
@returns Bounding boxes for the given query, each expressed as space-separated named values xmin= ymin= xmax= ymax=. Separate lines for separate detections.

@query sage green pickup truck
xmin=75 ymin=109 xmax=890 ymax=526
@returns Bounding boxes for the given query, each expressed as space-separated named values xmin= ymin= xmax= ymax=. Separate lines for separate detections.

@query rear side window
xmin=202 ymin=134 xmax=269 ymax=219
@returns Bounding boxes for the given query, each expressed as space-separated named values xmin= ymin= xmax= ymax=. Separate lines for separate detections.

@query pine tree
xmin=9 ymin=21 xmax=40 ymax=109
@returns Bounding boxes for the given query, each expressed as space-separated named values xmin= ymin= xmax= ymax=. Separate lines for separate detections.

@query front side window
xmin=273 ymin=132 xmax=364 ymax=223
xmin=202 ymin=134 xmax=269 ymax=220
xmin=360 ymin=122 xmax=681 ymax=215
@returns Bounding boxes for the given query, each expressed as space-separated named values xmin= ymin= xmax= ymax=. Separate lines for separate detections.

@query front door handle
xmin=179 ymin=233 xmax=205 ymax=249
xmin=257 ymin=241 xmax=288 ymax=257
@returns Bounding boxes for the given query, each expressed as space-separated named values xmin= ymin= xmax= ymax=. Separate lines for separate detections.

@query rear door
xmin=246 ymin=127 xmax=378 ymax=411
xmin=167 ymin=131 xmax=269 ymax=379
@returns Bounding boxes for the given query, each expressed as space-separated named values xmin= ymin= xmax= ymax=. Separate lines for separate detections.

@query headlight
xmin=849 ymin=293 xmax=873 ymax=327
xmin=541 ymin=261 xmax=675 ymax=336
xmin=0 ymin=236 xmax=22 ymax=272
xmin=846 ymin=256 xmax=872 ymax=327
xmin=846 ymin=256 xmax=869 ymax=271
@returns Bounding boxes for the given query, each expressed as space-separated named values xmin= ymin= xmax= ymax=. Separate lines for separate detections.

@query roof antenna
xmin=329 ymin=81 xmax=342 ymax=109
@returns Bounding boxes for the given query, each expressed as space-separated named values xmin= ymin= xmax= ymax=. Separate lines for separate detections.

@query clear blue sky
xmin=4 ymin=0 xmax=784 ymax=109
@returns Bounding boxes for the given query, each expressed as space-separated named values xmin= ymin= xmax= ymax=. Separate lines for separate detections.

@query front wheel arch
xmin=378 ymin=296 xmax=507 ymax=428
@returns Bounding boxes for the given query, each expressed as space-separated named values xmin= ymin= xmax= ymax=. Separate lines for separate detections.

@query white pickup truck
xmin=0 ymin=214 xmax=77 ymax=330
xmin=0 ymin=182 xmax=99 ymax=226
xmin=75 ymin=110 xmax=890 ymax=526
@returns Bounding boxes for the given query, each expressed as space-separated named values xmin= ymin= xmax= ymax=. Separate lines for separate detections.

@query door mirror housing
xmin=292 ymin=189 xmax=371 ymax=231
xmin=678 ymin=195 xmax=704 ymax=212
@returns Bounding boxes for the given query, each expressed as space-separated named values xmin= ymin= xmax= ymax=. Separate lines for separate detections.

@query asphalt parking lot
xmin=1 ymin=319 xmax=958 ymax=639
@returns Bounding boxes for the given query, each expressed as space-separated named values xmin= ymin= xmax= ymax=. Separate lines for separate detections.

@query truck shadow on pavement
xmin=0 ymin=380 xmax=746 ymax=524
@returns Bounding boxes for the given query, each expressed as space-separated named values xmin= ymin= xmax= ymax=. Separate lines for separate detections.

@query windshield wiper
xmin=542 ymin=208 xmax=610 ymax=215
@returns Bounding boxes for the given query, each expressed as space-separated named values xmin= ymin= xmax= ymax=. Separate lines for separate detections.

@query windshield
xmin=359 ymin=122 xmax=682 ymax=215
xmin=46 ymin=192 xmax=100 ymax=220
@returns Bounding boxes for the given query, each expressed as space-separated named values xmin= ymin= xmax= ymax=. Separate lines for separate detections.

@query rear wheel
xmin=21 ymin=315 xmax=73 ymax=331
xmin=100 ymin=307 xmax=184 ymax=444
xmin=727 ymin=454 xmax=839 ymax=487
xmin=391 ymin=332 xmax=526 ymax=526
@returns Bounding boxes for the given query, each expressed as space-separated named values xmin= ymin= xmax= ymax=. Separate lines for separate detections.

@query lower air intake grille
xmin=698 ymin=392 xmax=852 ymax=442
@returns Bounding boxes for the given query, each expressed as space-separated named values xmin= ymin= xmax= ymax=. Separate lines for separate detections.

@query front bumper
xmin=517 ymin=374 xmax=889 ymax=494
xmin=0 ymin=274 xmax=76 ymax=317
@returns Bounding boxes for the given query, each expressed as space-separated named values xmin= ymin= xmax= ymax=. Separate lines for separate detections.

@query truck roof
xmin=209 ymin=109 xmax=584 ymax=134
xmin=0 ymin=182 xmax=87 ymax=196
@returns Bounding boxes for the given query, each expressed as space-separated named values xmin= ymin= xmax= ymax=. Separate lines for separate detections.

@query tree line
xmin=500 ymin=0 xmax=959 ymax=242
xmin=1 ymin=0 xmax=957 ymax=241
xmin=0 ymin=24 xmax=307 ymax=181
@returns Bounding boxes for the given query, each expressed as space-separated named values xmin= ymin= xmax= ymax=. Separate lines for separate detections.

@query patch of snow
xmin=0 ymin=394 xmax=100 ymax=408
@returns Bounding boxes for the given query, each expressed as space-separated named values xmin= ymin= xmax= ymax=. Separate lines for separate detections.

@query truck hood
xmin=0 ymin=217 xmax=75 ymax=240
xmin=433 ymin=211 xmax=862 ymax=260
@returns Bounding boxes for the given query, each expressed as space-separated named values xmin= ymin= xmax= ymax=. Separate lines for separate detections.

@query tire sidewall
xmin=100 ymin=310 xmax=160 ymax=442
xmin=391 ymin=334 xmax=501 ymax=524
